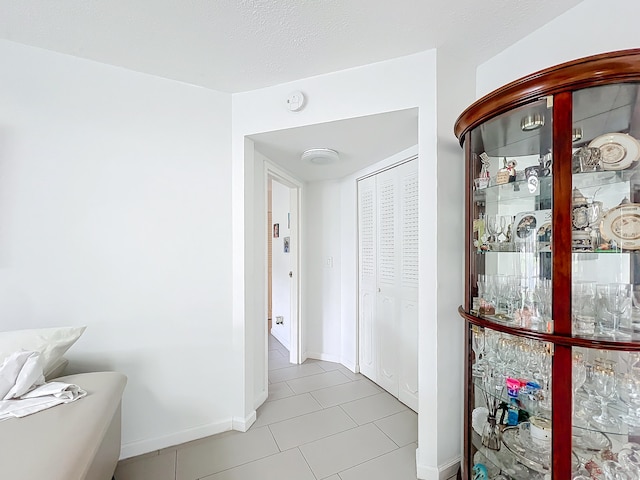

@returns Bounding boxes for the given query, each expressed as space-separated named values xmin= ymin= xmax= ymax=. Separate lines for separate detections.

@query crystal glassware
xmin=472 ymin=327 xmax=486 ymax=376
xmin=572 ymin=352 xmax=587 ymax=426
xmin=591 ymin=363 xmax=620 ymax=429
xmin=619 ymin=373 xmax=640 ymax=427
xmin=600 ymin=283 xmax=632 ymax=337
xmin=602 ymin=460 xmax=632 ymax=480
xmin=572 ymin=281 xmax=596 ymax=335
xmin=486 ymin=215 xmax=499 ymax=244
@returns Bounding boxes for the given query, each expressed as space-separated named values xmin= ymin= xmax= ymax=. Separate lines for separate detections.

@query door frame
xmin=264 ymin=161 xmax=303 ymax=366
xmin=355 ymin=154 xmax=418 ymax=380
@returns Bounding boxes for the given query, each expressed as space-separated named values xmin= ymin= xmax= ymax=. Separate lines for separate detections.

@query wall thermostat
xmin=286 ymin=91 xmax=305 ymax=112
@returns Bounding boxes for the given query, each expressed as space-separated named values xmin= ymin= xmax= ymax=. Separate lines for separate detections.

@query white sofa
xmin=0 ymin=371 xmax=127 ymax=480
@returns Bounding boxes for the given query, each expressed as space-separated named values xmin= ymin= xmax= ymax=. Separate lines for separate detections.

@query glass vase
xmin=482 ymin=414 xmax=502 ymax=450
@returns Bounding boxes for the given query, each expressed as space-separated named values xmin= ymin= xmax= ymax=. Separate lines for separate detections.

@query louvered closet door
xmin=376 ymin=166 xmax=400 ymax=396
xmin=357 ymin=175 xmax=377 ymax=381
xmin=397 ymin=161 xmax=419 ymax=411
xmin=357 ymin=158 xmax=418 ymax=411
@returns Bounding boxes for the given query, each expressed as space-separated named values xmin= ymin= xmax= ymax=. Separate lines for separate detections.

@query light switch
xmin=325 ymin=256 xmax=333 ymax=268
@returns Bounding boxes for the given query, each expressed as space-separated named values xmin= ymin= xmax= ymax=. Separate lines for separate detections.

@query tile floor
xmin=115 ymin=335 xmax=421 ymax=480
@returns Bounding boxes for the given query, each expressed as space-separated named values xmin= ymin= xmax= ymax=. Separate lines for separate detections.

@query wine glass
xmin=572 ymin=281 xmax=596 ymax=335
xmin=498 ymin=215 xmax=508 ymax=243
xmin=591 ymin=362 xmax=620 ymax=429
xmin=619 ymin=373 xmax=640 ymax=427
xmin=572 ymin=352 xmax=588 ymax=426
xmin=600 ymin=283 xmax=632 ymax=337
xmin=534 ymin=277 xmax=552 ymax=327
xmin=483 ymin=329 xmax=499 ymax=364
xmin=486 ymin=215 xmax=499 ymax=244
xmin=493 ymin=274 xmax=509 ymax=315
xmin=497 ymin=336 xmax=516 ymax=373
xmin=472 ymin=327 xmax=486 ymax=376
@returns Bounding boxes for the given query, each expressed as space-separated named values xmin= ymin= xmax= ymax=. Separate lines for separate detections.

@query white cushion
xmin=0 ymin=326 xmax=86 ymax=378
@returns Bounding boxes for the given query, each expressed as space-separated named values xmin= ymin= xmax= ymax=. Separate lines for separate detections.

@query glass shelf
xmin=474 ymin=175 xmax=552 ymax=204
xmin=573 ymin=169 xmax=639 ymax=190
xmin=573 ymin=329 xmax=640 ymax=343
xmin=475 ymin=242 xmax=551 ymax=254
xmin=477 ymin=245 xmax=640 ymax=255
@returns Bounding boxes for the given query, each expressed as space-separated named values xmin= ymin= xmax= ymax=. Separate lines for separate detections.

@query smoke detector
xmin=301 ymin=148 xmax=339 ymax=165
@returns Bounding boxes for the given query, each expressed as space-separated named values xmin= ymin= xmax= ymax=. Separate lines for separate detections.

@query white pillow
xmin=0 ymin=326 xmax=86 ymax=377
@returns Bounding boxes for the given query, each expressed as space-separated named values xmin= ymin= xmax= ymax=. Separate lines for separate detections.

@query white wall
xmin=249 ymin=144 xmax=267 ymax=409
xmin=476 ymin=0 xmax=640 ymax=97
xmin=270 ymin=179 xmax=292 ymax=349
xmin=303 ymin=179 xmax=342 ymax=363
xmin=431 ymin=46 xmax=477 ymax=479
xmin=0 ymin=40 xmax=234 ymax=458
xmin=232 ymin=51 xmax=455 ymax=478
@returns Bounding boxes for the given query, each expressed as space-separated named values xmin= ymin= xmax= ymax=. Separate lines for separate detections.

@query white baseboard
xmin=120 ymin=418 xmax=232 ymax=459
xmin=416 ymin=450 xmax=461 ymax=480
xmin=305 ymin=351 xmax=341 ymax=363
xmin=416 ymin=457 xmax=439 ymax=480
xmin=253 ymin=388 xmax=268 ymax=410
xmin=438 ymin=457 xmax=461 ymax=479
xmin=341 ymin=359 xmax=358 ymax=373
xmin=269 ymin=327 xmax=290 ymax=350
xmin=232 ymin=410 xmax=256 ymax=432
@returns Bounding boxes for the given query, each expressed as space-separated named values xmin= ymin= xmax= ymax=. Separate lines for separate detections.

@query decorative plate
xmin=601 ymin=203 xmax=640 ymax=250
xmin=588 ymin=133 xmax=640 ymax=170
xmin=513 ymin=210 xmax=552 ymax=243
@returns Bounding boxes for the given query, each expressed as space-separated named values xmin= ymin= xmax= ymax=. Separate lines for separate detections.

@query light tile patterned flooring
xmin=115 ymin=335 xmax=419 ymax=480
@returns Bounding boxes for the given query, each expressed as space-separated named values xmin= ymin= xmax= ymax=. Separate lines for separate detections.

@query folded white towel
xmin=0 ymin=351 xmax=86 ymax=420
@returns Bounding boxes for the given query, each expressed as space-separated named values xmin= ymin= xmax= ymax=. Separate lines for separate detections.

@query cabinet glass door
xmin=570 ymin=83 xmax=640 ymax=478
xmin=470 ymin=327 xmax=554 ymax=477
xmin=470 ymin=98 xmax=554 ymax=333
xmin=571 ymin=83 xmax=640 ymax=341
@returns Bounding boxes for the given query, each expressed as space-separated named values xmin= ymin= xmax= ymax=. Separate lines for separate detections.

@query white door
xmin=397 ymin=162 xmax=419 ymax=409
xmin=357 ymin=175 xmax=377 ymax=380
xmin=376 ymin=167 xmax=399 ymax=395
xmin=270 ymin=178 xmax=292 ymax=351
xmin=357 ymin=158 xmax=418 ymax=411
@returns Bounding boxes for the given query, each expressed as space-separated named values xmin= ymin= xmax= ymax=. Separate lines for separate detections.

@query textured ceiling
xmin=0 ymin=0 xmax=583 ymax=93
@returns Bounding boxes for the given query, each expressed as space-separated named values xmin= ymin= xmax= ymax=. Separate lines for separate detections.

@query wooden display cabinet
xmin=455 ymin=49 xmax=640 ymax=479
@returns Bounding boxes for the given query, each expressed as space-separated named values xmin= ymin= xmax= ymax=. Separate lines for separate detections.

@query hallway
xmin=115 ymin=335 xmax=425 ymax=480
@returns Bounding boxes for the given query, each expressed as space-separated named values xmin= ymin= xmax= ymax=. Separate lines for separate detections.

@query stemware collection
xmin=476 ymin=274 xmax=552 ymax=331
xmin=473 ymin=329 xmax=640 ymax=479
xmin=476 ymin=274 xmax=640 ymax=338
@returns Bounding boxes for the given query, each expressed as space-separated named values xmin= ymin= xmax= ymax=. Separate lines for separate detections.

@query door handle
xmin=289 ymin=271 xmax=293 ymax=278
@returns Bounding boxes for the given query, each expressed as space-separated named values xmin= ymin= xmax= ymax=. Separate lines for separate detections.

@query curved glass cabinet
xmin=455 ymin=49 xmax=640 ymax=479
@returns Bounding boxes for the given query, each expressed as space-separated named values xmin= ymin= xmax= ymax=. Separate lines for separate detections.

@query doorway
xmin=266 ymin=165 xmax=302 ymax=365
xmin=248 ymin=109 xmax=418 ymax=408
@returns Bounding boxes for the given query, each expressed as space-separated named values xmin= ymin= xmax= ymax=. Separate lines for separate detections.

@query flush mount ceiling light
xmin=301 ymin=148 xmax=340 ymax=165
xmin=520 ymin=113 xmax=545 ymax=131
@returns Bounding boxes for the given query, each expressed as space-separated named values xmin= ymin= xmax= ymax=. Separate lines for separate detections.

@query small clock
xmin=601 ymin=203 xmax=640 ymax=250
